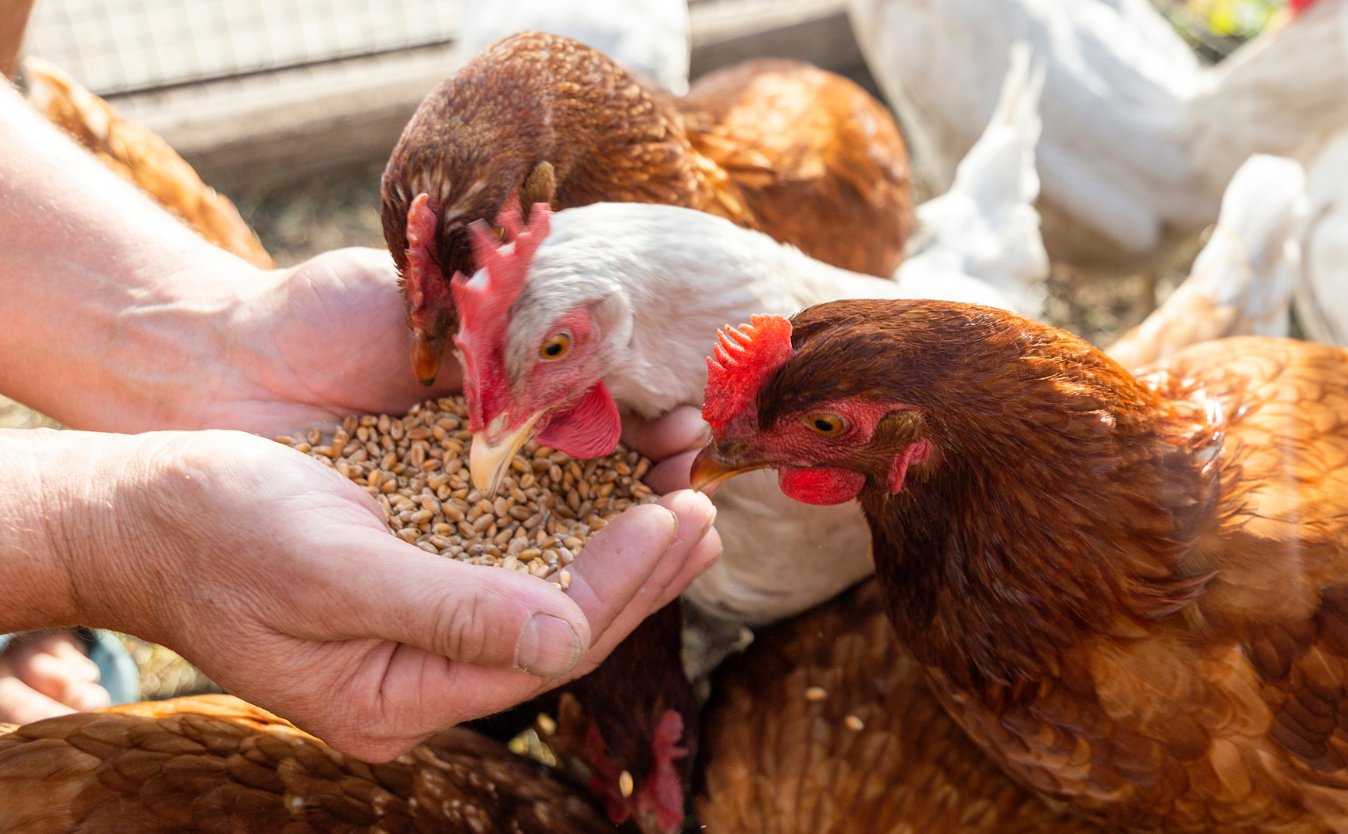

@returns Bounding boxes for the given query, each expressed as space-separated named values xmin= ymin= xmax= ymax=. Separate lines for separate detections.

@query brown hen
xmin=0 ymin=694 xmax=614 ymax=833
xmin=693 ymin=302 xmax=1348 ymax=832
xmin=380 ymin=32 xmax=911 ymax=383
xmin=19 ymin=57 xmax=274 ymax=269
xmin=698 ymin=579 xmax=1098 ymax=834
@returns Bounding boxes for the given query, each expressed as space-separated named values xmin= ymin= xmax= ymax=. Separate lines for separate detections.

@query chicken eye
xmin=539 ymin=333 xmax=571 ymax=361
xmin=806 ymin=414 xmax=845 ymax=436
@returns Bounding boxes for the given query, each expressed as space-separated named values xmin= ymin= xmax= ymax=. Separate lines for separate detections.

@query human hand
xmin=0 ymin=631 xmax=109 ymax=725
xmin=46 ymin=428 xmax=717 ymax=761
xmin=201 ymin=248 xmax=465 ymax=436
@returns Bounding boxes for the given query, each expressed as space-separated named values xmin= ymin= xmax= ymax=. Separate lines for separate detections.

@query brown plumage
xmin=512 ymin=601 xmax=697 ymax=834
xmin=0 ymin=694 xmax=614 ymax=833
xmin=20 ymin=56 xmax=274 ymax=269
xmin=695 ymin=299 xmax=1348 ymax=832
xmin=380 ymin=31 xmax=911 ymax=382
xmin=697 ymin=580 xmax=1098 ymax=834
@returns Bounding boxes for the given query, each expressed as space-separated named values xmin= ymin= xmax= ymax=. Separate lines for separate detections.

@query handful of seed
xmin=274 ymin=396 xmax=658 ymax=589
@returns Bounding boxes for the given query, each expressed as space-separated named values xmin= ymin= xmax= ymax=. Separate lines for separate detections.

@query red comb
xmin=703 ymin=314 xmax=794 ymax=427
xmin=451 ymin=195 xmax=553 ymax=430
xmin=403 ymin=193 xmax=448 ymax=329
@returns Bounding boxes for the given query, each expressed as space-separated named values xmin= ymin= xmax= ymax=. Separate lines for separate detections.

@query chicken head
xmin=692 ymin=313 xmax=933 ymax=505
xmin=452 ymin=199 xmax=624 ymax=496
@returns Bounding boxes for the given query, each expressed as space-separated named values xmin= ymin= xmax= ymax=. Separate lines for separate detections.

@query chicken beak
xmin=690 ymin=442 xmax=769 ymax=493
xmin=410 ymin=330 xmax=447 ymax=386
xmin=470 ymin=411 xmax=544 ymax=497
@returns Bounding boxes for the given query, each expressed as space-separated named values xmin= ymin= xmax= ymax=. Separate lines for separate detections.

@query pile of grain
xmin=275 ymin=396 xmax=658 ymax=588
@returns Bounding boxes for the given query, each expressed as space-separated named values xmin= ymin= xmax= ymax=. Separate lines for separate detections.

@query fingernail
xmin=514 ymin=614 xmax=583 ymax=678
xmin=81 ymin=659 xmax=100 ymax=682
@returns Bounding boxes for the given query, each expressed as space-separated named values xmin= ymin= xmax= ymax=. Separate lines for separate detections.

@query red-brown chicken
xmin=380 ymin=31 xmax=912 ymax=383
xmin=0 ymin=694 xmax=615 ymax=833
xmin=697 ymin=579 xmax=1099 ymax=834
xmin=692 ymin=303 xmax=1348 ymax=832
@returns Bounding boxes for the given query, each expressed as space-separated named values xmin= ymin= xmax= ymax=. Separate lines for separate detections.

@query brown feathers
xmin=0 ymin=695 xmax=615 ymax=833
xmin=722 ymin=299 xmax=1348 ymax=831
xmin=698 ymin=581 xmax=1099 ymax=834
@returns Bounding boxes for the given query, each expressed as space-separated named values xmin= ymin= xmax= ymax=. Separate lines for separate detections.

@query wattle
xmin=778 ymin=466 xmax=866 ymax=505
xmin=536 ymin=381 xmax=623 ymax=460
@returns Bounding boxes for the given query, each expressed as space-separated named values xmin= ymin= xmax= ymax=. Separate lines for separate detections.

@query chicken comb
xmin=451 ymin=195 xmax=552 ymax=430
xmin=403 ymin=193 xmax=443 ymax=320
xmin=703 ymin=314 xmax=795 ymax=427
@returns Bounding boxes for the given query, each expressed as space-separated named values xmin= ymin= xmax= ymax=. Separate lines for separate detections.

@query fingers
xmin=644 ymin=448 xmax=699 ymax=494
xmin=314 ymin=528 xmax=589 ymax=678
xmin=19 ymin=652 xmax=111 ymax=710
xmin=0 ymin=676 xmax=76 ymax=725
xmin=564 ymin=491 xmax=718 ymax=658
xmin=621 ymin=406 xmax=709 ymax=462
xmin=0 ymin=632 xmax=109 ymax=723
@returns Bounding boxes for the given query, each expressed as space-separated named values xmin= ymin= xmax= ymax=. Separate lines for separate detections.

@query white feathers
xmin=455 ymin=0 xmax=691 ymax=93
xmin=1107 ymin=154 xmax=1306 ymax=371
xmin=895 ymin=43 xmax=1049 ymax=319
xmin=848 ymin=0 xmax=1348 ymax=273
xmin=1297 ymin=129 xmax=1348 ymax=347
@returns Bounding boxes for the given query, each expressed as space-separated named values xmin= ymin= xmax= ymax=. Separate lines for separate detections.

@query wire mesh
xmin=23 ymin=0 xmax=462 ymax=96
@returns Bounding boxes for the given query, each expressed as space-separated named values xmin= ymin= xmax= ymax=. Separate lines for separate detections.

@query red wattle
xmin=778 ymin=466 xmax=866 ymax=505
xmin=536 ymin=382 xmax=622 ymax=459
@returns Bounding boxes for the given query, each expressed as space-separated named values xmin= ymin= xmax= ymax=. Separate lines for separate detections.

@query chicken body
xmin=848 ymin=0 xmax=1348 ymax=273
xmin=0 ymin=695 xmax=614 ymax=833
xmin=695 ymin=301 xmax=1348 ymax=831
xmin=698 ymin=580 xmax=1099 ymax=834
xmin=381 ymin=32 xmax=911 ymax=382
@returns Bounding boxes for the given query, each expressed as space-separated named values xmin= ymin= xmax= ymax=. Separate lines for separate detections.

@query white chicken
xmin=895 ymin=42 xmax=1049 ymax=319
xmin=1108 ymin=153 xmax=1306 ymax=371
xmin=848 ymin=0 xmax=1348 ymax=274
xmin=454 ymin=0 xmax=691 ymax=93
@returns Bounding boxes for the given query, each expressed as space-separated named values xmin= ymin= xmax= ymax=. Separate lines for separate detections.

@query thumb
xmin=320 ymin=529 xmax=593 ymax=677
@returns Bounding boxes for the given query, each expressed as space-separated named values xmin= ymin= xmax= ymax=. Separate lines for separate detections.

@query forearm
xmin=0 ymin=429 xmax=147 ymax=635
xmin=0 ymin=83 xmax=267 ymax=431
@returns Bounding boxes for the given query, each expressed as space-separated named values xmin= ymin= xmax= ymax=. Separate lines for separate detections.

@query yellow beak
xmin=689 ymin=443 xmax=770 ymax=493
xmin=470 ymin=410 xmax=544 ymax=497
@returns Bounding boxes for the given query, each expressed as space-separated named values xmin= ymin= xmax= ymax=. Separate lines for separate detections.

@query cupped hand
xmin=185 ymin=248 xmax=463 ymax=437
xmin=63 ymin=428 xmax=718 ymax=761
xmin=0 ymin=631 xmax=109 ymax=725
